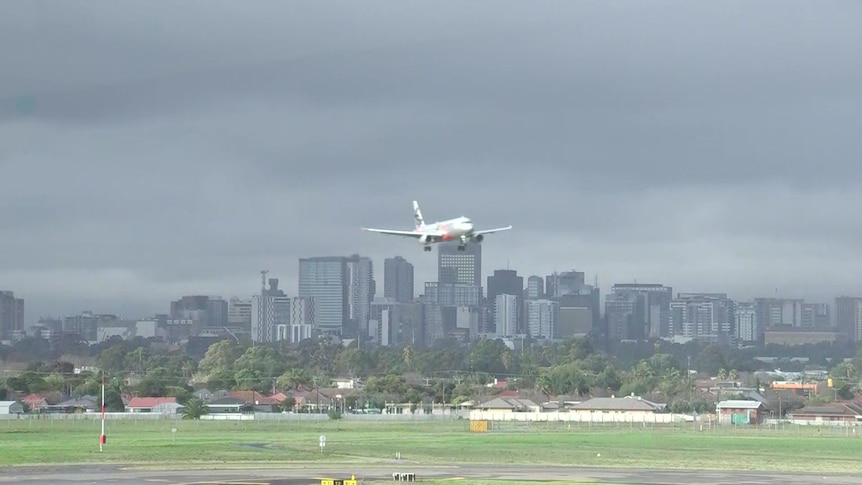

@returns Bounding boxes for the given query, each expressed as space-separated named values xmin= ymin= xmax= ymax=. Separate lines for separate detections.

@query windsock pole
xmin=100 ymin=372 xmax=106 ymax=451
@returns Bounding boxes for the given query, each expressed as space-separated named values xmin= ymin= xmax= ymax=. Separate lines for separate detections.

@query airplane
xmin=361 ymin=200 xmax=512 ymax=252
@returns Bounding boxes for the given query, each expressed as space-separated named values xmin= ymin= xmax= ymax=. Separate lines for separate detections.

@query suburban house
xmin=788 ymin=402 xmax=862 ymax=425
xmin=292 ymin=389 xmax=332 ymax=412
xmin=0 ymin=401 xmax=25 ymax=415
xmin=227 ymin=391 xmax=282 ymax=412
xmin=20 ymin=393 xmax=48 ymax=413
xmin=716 ymin=400 xmax=765 ymax=425
xmin=475 ymin=397 xmax=541 ymax=414
xmin=42 ymin=395 xmax=99 ymax=414
xmin=205 ymin=397 xmax=254 ymax=414
xmin=126 ymin=397 xmax=180 ymax=414
xmin=568 ymin=395 xmax=666 ymax=415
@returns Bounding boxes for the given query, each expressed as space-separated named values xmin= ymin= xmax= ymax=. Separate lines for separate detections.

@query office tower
xmin=0 ymin=291 xmax=24 ymax=341
xmin=610 ymin=283 xmax=673 ymax=338
xmin=605 ymin=292 xmax=646 ymax=341
xmin=545 ymin=271 xmax=585 ymax=298
xmin=170 ymin=295 xmax=229 ymax=327
xmin=438 ymin=242 xmax=481 ymax=287
xmin=299 ymin=257 xmax=349 ymax=336
xmin=384 ymin=256 xmax=414 ymax=303
xmin=754 ymin=298 xmax=804 ymax=328
xmin=525 ymin=275 xmax=544 ymax=300
xmin=557 ymin=294 xmax=593 ymax=339
xmin=488 ymin=269 xmax=523 ymax=333
xmin=228 ymin=297 xmax=252 ymax=326
xmin=299 ymin=255 xmax=374 ymax=338
xmin=836 ymin=296 xmax=862 ymax=341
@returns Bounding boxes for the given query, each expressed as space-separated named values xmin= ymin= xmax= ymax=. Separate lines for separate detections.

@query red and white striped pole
xmin=100 ymin=371 xmax=106 ymax=451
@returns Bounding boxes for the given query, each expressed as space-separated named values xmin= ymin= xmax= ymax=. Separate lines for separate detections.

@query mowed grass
xmin=2 ymin=417 xmax=862 ymax=473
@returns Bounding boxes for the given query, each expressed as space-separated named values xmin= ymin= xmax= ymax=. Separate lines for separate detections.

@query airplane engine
xmin=419 ymin=235 xmax=433 ymax=244
xmin=470 ymin=234 xmax=484 ymax=243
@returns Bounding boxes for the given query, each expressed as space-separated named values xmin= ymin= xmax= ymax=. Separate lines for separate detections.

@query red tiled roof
xmin=127 ymin=397 xmax=177 ymax=408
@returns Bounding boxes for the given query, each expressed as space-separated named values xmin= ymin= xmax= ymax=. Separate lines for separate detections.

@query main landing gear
xmin=457 ymin=244 xmax=466 ymax=251
xmin=423 ymin=246 xmax=432 ymax=252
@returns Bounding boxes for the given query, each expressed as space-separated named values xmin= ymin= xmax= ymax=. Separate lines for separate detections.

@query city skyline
xmin=3 ymin=2 xmax=862 ymax=320
xmin=3 ymin=247 xmax=857 ymax=325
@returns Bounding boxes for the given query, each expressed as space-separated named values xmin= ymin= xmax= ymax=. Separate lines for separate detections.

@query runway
xmin=1 ymin=464 xmax=861 ymax=485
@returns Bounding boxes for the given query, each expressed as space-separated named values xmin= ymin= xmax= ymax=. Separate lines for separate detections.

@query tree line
xmin=2 ymin=334 xmax=860 ymax=413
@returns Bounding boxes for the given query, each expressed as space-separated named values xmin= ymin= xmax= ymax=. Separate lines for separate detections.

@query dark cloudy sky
xmin=2 ymin=1 xmax=862 ymax=323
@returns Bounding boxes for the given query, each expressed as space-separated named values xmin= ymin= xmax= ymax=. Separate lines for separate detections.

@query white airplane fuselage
xmin=422 ymin=216 xmax=474 ymax=241
xmin=361 ymin=200 xmax=512 ymax=251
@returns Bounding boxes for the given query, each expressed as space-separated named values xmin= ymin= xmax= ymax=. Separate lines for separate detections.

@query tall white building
xmin=494 ymin=294 xmax=518 ymax=337
xmin=734 ymin=301 xmax=757 ymax=344
xmin=346 ymin=254 xmax=375 ymax=339
xmin=527 ymin=299 xmax=558 ymax=339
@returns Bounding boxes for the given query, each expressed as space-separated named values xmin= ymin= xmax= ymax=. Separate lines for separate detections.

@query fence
xmin=0 ymin=410 xmax=467 ymax=422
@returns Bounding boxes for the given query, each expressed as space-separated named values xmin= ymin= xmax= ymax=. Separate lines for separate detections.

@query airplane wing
xmin=472 ymin=225 xmax=513 ymax=236
xmin=361 ymin=227 xmax=443 ymax=239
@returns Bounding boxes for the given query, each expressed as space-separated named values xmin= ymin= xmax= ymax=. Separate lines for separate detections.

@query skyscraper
xmin=488 ymin=269 xmax=523 ymax=333
xmin=384 ymin=256 xmax=414 ymax=303
xmin=346 ymin=254 xmax=375 ymax=339
xmin=299 ymin=257 xmax=349 ymax=336
xmin=525 ymin=275 xmax=544 ymax=300
xmin=494 ymin=294 xmax=518 ymax=337
xmin=298 ymin=255 xmax=374 ymax=339
xmin=0 ymin=291 xmax=24 ymax=341
xmin=438 ymin=242 xmax=481 ymax=287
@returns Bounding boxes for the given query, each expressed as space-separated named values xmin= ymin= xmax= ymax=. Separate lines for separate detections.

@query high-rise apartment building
xmin=734 ymin=301 xmax=757 ymax=344
xmin=384 ymin=256 xmax=414 ymax=303
xmin=251 ymin=278 xmax=290 ymax=343
xmin=494 ymin=294 xmax=518 ymax=337
xmin=526 ymin=299 xmax=558 ymax=339
xmin=670 ymin=293 xmax=734 ymax=344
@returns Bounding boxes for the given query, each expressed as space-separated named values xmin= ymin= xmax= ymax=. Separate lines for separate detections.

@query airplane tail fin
xmin=412 ymin=200 xmax=425 ymax=229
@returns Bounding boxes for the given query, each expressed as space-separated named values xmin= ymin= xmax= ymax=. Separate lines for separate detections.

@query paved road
xmin=1 ymin=464 xmax=860 ymax=485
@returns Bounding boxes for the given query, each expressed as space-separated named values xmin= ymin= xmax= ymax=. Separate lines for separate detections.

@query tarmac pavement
xmin=1 ymin=464 xmax=861 ymax=485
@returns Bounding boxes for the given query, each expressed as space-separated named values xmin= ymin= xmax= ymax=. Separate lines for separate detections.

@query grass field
xmin=2 ymin=417 xmax=862 ymax=473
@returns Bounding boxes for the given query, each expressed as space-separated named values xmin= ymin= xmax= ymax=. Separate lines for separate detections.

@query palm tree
xmin=402 ymin=345 xmax=413 ymax=369
xmin=181 ymin=397 xmax=209 ymax=420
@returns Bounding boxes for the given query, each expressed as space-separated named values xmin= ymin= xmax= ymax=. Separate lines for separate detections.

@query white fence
xmin=0 ymin=411 xmax=466 ymax=421
xmin=468 ymin=410 xmax=697 ymax=424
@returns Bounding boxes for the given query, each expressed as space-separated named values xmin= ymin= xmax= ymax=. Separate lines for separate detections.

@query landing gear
xmin=423 ymin=246 xmax=432 ymax=252
xmin=458 ymin=235 xmax=468 ymax=251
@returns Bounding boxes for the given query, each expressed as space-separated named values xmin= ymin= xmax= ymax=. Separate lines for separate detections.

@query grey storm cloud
xmin=2 ymin=0 xmax=862 ymax=320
